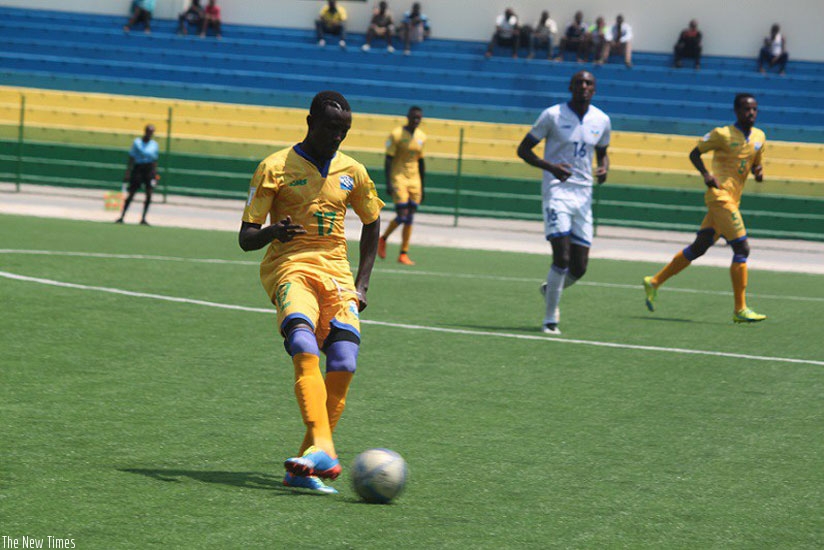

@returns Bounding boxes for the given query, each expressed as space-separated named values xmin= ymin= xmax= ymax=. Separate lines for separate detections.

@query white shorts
xmin=541 ymin=184 xmax=593 ymax=247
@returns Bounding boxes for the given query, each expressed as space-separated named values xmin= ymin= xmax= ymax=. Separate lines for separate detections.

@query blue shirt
xmin=135 ymin=0 xmax=156 ymax=12
xmin=130 ymin=137 xmax=159 ymax=165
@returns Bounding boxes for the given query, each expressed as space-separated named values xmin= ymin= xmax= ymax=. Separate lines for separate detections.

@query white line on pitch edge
xmin=1 ymin=269 xmax=821 ymax=367
xmin=1 ymin=249 xmax=822 ymax=303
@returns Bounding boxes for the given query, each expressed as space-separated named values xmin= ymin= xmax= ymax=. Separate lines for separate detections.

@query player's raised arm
xmin=238 ymin=217 xmax=306 ymax=251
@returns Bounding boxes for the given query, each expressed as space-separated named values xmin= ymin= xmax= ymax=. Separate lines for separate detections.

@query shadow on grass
xmin=635 ymin=316 xmax=698 ymax=324
xmin=119 ymin=468 xmax=322 ymax=496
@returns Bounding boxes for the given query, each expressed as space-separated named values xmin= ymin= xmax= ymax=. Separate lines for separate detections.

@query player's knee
xmin=282 ymin=321 xmax=319 ymax=356
xmin=569 ymin=264 xmax=586 ymax=280
xmin=685 ymin=232 xmax=713 ymax=260
xmin=325 ymin=340 xmax=359 ymax=373
xmin=324 ymin=329 xmax=360 ymax=373
xmin=731 ymin=238 xmax=750 ymax=261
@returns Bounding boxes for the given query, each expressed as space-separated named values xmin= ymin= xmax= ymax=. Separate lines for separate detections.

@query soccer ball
xmin=351 ymin=448 xmax=408 ymax=504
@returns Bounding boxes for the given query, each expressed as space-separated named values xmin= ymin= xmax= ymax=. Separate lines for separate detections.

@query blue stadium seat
xmin=0 ymin=6 xmax=822 ymax=142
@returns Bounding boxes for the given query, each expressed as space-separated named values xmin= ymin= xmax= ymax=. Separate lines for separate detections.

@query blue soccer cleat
xmin=284 ymin=446 xmax=342 ymax=480
xmin=283 ymin=472 xmax=338 ymax=494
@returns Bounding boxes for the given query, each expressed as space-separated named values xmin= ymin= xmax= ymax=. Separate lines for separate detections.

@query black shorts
xmin=128 ymin=163 xmax=154 ymax=193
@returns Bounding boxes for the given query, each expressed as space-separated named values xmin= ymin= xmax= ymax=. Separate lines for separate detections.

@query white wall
xmin=3 ymin=0 xmax=823 ymax=60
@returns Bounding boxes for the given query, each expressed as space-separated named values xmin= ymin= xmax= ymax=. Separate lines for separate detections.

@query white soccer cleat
xmin=542 ymin=323 xmax=561 ymax=335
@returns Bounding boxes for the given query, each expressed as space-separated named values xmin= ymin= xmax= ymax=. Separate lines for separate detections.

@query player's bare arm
xmin=517 ymin=134 xmax=572 ymax=181
xmin=418 ymin=157 xmax=426 ymax=204
xmin=354 ymin=218 xmax=381 ymax=311
xmin=689 ymin=146 xmax=718 ymax=189
xmin=752 ymin=163 xmax=764 ymax=182
xmin=384 ymin=154 xmax=395 ymax=196
xmin=238 ymin=217 xmax=307 ymax=251
xmin=123 ymin=156 xmax=135 ymax=182
xmin=595 ymin=146 xmax=609 ymax=184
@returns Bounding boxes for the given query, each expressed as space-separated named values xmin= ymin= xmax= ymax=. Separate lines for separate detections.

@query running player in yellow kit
xmin=643 ymin=93 xmax=767 ymax=323
xmin=239 ymin=91 xmax=384 ymax=494
xmin=378 ymin=106 xmax=426 ymax=265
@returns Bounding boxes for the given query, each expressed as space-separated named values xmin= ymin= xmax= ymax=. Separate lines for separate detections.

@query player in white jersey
xmin=517 ymin=70 xmax=611 ymax=335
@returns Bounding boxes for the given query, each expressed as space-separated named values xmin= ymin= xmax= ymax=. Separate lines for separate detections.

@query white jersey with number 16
xmin=528 ymin=102 xmax=611 ymax=188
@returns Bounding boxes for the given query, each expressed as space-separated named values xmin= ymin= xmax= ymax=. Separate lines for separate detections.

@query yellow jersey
xmin=319 ymin=5 xmax=347 ymax=25
xmin=242 ymin=145 xmax=384 ymax=291
xmin=386 ymin=126 xmax=426 ymax=187
xmin=696 ymin=124 xmax=766 ymax=204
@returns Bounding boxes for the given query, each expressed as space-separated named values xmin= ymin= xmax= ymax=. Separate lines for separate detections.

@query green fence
xmin=2 ymin=137 xmax=823 ymax=241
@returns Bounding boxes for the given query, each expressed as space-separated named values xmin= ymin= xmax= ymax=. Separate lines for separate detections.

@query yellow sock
xmin=298 ymin=371 xmax=354 ymax=455
xmin=382 ymin=219 xmax=400 ymax=240
xmin=730 ymin=262 xmax=748 ymax=312
xmin=652 ymin=250 xmax=691 ymax=287
xmin=401 ymin=223 xmax=413 ymax=254
xmin=292 ymin=353 xmax=334 ymax=457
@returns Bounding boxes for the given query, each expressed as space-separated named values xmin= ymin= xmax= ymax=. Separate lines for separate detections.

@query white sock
xmin=544 ymin=265 xmax=567 ymax=324
xmin=564 ymin=273 xmax=579 ymax=288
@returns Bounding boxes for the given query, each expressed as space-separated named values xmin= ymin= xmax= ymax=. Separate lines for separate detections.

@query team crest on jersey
xmin=339 ymin=174 xmax=354 ymax=190
xmin=754 ymin=142 xmax=763 ymax=150
xmin=348 ymin=301 xmax=360 ymax=318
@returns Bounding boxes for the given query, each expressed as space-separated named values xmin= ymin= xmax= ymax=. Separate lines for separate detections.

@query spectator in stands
xmin=585 ymin=16 xmax=608 ymax=63
xmin=363 ymin=1 xmax=396 ymax=52
xmin=485 ymin=8 xmax=521 ymax=59
xmin=200 ymin=0 xmax=222 ymax=39
xmin=177 ymin=0 xmax=204 ymax=35
xmin=116 ymin=124 xmax=159 ymax=226
xmin=673 ymin=19 xmax=702 ymax=69
xmin=598 ymin=14 xmax=633 ymax=68
xmin=554 ymin=11 xmax=587 ymax=62
xmin=527 ymin=10 xmax=557 ymax=60
xmin=758 ymin=23 xmax=788 ymax=75
xmin=123 ymin=0 xmax=155 ymax=34
xmin=400 ymin=2 xmax=430 ymax=55
xmin=316 ymin=0 xmax=348 ymax=49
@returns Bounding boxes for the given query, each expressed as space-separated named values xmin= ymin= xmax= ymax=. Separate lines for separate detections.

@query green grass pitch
xmin=1 ymin=214 xmax=822 ymax=549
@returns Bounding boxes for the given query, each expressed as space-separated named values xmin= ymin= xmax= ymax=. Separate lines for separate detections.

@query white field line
xmin=1 ymin=269 xmax=822 ymax=367
xmin=1 ymin=249 xmax=823 ymax=304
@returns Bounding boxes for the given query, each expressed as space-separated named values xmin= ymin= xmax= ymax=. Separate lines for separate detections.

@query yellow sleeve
xmin=754 ymin=133 xmax=766 ymax=166
xmin=385 ymin=129 xmax=398 ymax=157
xmin=696 ymin=127 xmax=725 ymax=154
xmin=349 ymin=164 xmax=385 ymax=225
xmin=338 ymin=5 xmax=347 ymax=21
xmin=242 ymin=162 xmax=277 ymax=224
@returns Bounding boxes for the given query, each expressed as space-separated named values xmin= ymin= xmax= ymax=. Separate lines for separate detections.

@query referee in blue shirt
xmin=116 ymin=124 xmax=159 ymax=225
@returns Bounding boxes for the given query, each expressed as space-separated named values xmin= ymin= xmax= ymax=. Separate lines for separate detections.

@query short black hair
xmin=408 ymin=105 xmax=423 ymax=114
xmin=734 ymin=93 xmax=756 ymax=109
xmin=310 ymin=91 xmax=351 ymax=118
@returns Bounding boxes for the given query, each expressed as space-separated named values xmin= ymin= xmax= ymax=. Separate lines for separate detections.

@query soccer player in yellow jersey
xmin=643 ymin=93 xmax=767 ymax=323
xmin=238 ymin=91 xmax=384 ymax=494
xmin=378 ymin=106 xmax=426 ymax=265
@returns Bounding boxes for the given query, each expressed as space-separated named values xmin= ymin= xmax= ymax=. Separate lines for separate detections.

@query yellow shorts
xmin=269 ymin=268 xmax=361 ymax=347
xmin=700 ymin=197 xmax=746 ymax=242
xmin=391 ymin=182 xmax=422 ymax=205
